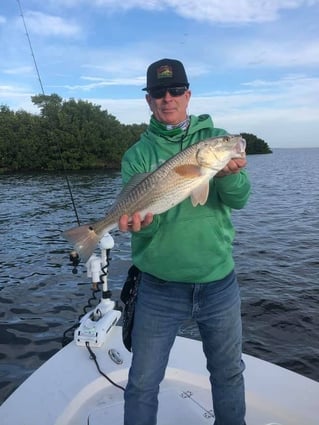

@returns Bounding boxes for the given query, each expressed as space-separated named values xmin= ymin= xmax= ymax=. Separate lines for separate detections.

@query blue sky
xmin=1 ymin=0 xmax=319 ymax=148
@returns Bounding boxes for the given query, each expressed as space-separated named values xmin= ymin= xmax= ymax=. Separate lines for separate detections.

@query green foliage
xmin=0 ymin=95 xmax=270 ymax=172
xmin=241 ymin=132 xmax=272 ymax=154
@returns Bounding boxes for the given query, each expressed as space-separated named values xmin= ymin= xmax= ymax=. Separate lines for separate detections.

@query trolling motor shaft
xmin=74 ymin=233 xmax=121 ymax=348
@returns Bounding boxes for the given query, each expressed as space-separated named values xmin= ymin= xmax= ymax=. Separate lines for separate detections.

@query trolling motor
xmin=74 ymin=233 xmax=121 ymax=348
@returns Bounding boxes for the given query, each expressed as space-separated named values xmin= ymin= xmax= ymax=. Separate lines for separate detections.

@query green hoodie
xmin=121 ymin=114 xmax=251 ymax=283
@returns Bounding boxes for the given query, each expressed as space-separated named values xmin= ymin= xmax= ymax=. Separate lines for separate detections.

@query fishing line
xmin=17 ymin=0 xmax=81 ymax=226
xmin=17 ymin=1 xmax=126 ymax=395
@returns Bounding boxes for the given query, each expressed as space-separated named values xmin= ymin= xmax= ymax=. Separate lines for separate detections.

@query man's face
xmin=146 ymin=88 xmax=191 ymax=125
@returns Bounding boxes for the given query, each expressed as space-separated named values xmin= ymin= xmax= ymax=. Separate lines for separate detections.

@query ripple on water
xmin=1 ymin=152 xmax=319 ymax=404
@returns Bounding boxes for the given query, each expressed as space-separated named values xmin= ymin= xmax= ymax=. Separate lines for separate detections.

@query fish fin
xmin=117 ymin=173 xmax=151 ymax=201
xmin=62 ymin=224 xmax=101 ymax=263
xmin=190 ymin=182 xmax=210 ymax=206
xmin=173 ymin=164 xmax=202 ymax=178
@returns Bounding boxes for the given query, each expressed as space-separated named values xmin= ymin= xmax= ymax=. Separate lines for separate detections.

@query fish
xmin=63 ymin=134 xmax=246 ymax=262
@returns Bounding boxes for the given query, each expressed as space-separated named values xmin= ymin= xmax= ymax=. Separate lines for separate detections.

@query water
xmin=0 ymin=149 xmax=318 ymax=404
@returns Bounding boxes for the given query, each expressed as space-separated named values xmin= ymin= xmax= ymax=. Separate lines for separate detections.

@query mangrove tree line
xmin=0 ymin=94 xmax=272 ymax=172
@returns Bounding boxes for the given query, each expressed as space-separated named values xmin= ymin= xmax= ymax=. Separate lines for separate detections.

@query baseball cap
xmin=143 ymin=58 xmax=189 ymax=91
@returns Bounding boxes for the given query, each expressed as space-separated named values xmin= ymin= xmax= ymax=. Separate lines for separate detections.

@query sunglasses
xmin=148 ymin=86 xmax=188 ymax=99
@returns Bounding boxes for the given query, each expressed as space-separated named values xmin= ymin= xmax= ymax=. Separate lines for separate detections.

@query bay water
xmin=0 ymin=148 xmax=318 ymax=403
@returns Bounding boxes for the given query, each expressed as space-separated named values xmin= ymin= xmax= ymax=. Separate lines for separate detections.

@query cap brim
xmin=142 ymin=83 xmax=189 ymax=92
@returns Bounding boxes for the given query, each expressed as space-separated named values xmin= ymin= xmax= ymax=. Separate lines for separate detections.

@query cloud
xmin=227 ymin=40 xmax=319 ymax=68
xmin=86 ymin=93 xmax=319 ymax=148
xmin=3 ymin=66 xmax=34 ymax=76
xmin=166 ymin=0 xmax=319 ymax=23
xmin=23 ymin=11 xmax=81 ymax=37
xmin=48 ymin=0 xmax=319 ymax=23
xmin=108 ymin=99 xmax=319 ymax=148
xmin=201 ymin=75 xmax=319 ymax=114
xmin=0 ymin=84 xmax=36 ymax=111
xmin=0 ymin=15 xmax=6 ymax=25
xmin=2 ymin=0 xmax=318 ymax=149
xmin=83 ymin=72 xmax=319 ymax=148
xmin=62 ymin=75 xmax=145 ymax=91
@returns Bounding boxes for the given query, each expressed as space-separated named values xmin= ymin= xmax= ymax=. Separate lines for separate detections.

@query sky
xmin=1 ymin=0 xmax=319 ymax=148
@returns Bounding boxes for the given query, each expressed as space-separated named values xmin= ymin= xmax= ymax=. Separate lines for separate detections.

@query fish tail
xmin=62 ymin=224 xmax=101 ymax=263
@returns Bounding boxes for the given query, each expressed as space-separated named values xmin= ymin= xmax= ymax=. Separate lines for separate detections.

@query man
xmin=119 ymin=58 xmax=250 ymax=425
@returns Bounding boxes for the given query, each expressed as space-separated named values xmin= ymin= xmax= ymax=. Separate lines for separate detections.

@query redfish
xmin=63 ymin=135 xmax=246 ymax=262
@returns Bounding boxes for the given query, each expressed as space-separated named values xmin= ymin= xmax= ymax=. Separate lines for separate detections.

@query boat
xmin=1 ymin=234 xmax=318 ymax=425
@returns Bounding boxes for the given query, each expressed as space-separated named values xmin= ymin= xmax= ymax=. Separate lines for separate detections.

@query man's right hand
xmin=119 ymin=212 xmax=154 ymax=232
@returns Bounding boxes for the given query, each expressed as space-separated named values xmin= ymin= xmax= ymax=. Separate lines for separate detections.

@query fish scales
xmin=63 ymin=135 xmax=246 ymax=262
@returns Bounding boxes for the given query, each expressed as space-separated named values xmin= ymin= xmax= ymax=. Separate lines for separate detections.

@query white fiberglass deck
xmin=1 ymin=326 xmax=318 ymax=425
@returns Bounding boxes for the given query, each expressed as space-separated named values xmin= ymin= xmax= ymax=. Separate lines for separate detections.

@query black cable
xmin=82 ymin=288 xmax=101 ymax=315
xmin=85 ymin=342 xmax=125 ymax=392
xmin=61 ymin=322 xmax=81 ymax=347
xmin=61 ymin=285 xmax=101 ymax=346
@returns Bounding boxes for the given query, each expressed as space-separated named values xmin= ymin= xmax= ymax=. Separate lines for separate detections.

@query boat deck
xmin=1 ymin=325 xmax=319 ymax=425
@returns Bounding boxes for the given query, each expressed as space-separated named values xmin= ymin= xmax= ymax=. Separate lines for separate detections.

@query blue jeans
xmin=124 ymin=270 xmax=246 ymax=425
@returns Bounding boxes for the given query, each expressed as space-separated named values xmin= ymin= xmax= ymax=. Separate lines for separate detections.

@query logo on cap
xmin=157 ymin=65 xmax=173 ymax=79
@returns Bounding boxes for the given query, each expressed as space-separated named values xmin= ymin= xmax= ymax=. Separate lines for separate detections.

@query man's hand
xmin=119 ymin=212 xmax=154 ymax=232
xmin=216 ymin=158 xmax=247 ymax=177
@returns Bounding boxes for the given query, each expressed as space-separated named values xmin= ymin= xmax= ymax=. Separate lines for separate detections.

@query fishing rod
xmin=17 ymin=4 xmax=125 ymax=387
xmin=16 ymin=0 xmax=81 ymax=226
